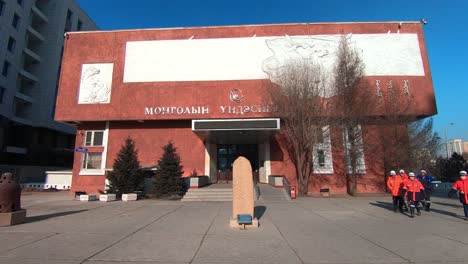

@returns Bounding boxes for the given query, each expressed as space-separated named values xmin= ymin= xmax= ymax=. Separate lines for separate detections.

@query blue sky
xmin=77 ymin=0 xmax=468 ymax=141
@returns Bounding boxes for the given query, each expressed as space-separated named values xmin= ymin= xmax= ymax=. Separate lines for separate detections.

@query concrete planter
xmin=99 ymin=194 xmax=116 ymax=202
xmin=189 ymin=176 xmax=210 ymax=189
xmin=268 ymin=175 xmax=284 ymax=188
xmin=0 ymin=210 xmax=27 ymax=226
xmin=79 ymin=194 xmax=98 ymax=201
xmin=122 ymin=193 xmax=137 ymax=201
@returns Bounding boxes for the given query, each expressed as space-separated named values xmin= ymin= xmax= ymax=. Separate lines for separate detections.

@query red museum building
xmin=55 ymin=22 xmax=436 ymax=195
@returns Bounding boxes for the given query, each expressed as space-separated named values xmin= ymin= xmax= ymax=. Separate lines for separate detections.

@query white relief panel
xmin=78 ymin=63 xmax=113 ymax=104
xmin=124 ymin=33 xmax=424 ymax=86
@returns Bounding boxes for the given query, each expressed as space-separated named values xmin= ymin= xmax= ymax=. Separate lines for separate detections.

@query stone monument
xmin=0 ymin=172 xmax=26 ymax=226
xmin=230 ymin=156 xmax=258 ymax=229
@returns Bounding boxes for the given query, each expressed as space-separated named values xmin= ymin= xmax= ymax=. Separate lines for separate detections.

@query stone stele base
xmin=229 ymin=217 xmax=259 ymax=229
xmin=0 ymin=210 xmax=27 ymax=227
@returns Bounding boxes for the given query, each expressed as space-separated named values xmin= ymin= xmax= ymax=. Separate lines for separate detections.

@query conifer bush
xmin=107 ymin=137 xmax=145 ymax=197
xmin=153 ymin=141 xmax=187 ymax=199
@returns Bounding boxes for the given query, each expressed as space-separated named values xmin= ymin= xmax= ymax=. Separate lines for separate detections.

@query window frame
xmin=84 ymin=130 xmax=104 ymax=147
xmin=0 ymin=86 xmax=5 ymax=104
xmin=7 ymin=37 xmax=16 ymax=52
xmin=343 ymin=125 xmax=366 ymax=174
xmin=81 ymin=152 xmax=102 ymax=170
xmin=0 ymin=1 xmax=5 ymax=16
xmin=2 ymin=61 xmax=11 ymax=77
xmin=12 ymin=13 xmax=20 ymax=29
xmin=313 ymin=126 xmax=334 ymax=174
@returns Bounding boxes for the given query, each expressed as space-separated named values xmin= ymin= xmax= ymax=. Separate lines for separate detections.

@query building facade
xmin=447 ymin=139 xmax=464 ymax=156
xmin=55 ymin=22 xmax=437 ymax=195
xmin=0 ymin=0 xmax=97 ymax=168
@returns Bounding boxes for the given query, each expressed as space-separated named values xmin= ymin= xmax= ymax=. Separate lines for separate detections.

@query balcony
xmin=13 ymin=97 xmax=34 ymax=121
xmin=19 ymin=69 xmax=39 ymax=83
xmin=15 ymin=91 xmax=34 ymax=103
xmin=16 ymin=74 xmax=37 ymax=97
xmin=31 ymin=5 xmax=48 ymax=24
xmin=22 ymin=50 xmax=41 ymax=78
xmin=24 ymin=48 xmax=41 ymax=63
xmin=27 ymin=27 xmax=45 ymax=42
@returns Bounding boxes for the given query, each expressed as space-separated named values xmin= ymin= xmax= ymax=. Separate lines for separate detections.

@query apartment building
xmin=0 ymin=0 xmax=98 ymax=168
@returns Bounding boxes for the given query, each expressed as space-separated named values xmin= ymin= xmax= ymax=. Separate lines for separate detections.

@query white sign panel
xmin=123 ymin=34 xmax=424 ymax=83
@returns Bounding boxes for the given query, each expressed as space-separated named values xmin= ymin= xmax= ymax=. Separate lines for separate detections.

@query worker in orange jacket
xmin=399 ymin=169 xmax=409 ymax=183
xmin=398 ymin=169 xmax=409 ymax=211
xmin=448 ymin=170 xmax=468 ymax=220
xmin=402 ymin=172 xmax=425 ymax=218
xmin=387 ymin=170 xmax=404 ymax=212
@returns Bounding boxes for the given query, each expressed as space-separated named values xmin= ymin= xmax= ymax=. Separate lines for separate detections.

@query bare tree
xmin=407 ymin=118 xmax=441 ymax=171
xmin=266 ymin=59 xmax=330 ymax=195
xmin=332 ymin=36 xmax=374 ymax=195
xmin=376 ymin=79 xmax=416 ymax=186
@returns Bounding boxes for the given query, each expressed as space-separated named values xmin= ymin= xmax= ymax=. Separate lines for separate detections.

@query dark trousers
xmin=423 ymin=193 xmax=431 ymax=210
xmin=463 ymin=204 xmax=468 ymax=218
xmin=392 ymin=196 xmax=403 ymax=211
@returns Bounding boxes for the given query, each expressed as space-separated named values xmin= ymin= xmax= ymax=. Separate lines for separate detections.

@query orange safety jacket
xmin=453 ymin=179 xmax=468 ymax=204
xmin=404 ymin=179 xmax=425 ymax=201
xmin=387 ymin=176 xmax=403 ymax=196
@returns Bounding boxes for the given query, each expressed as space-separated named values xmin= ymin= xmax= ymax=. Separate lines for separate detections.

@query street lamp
xmin=445 ymin=122 xmax=454 ymax=158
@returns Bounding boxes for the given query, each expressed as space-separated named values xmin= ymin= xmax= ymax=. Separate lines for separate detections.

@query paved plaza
xmin=1 ymin=191 xmax=467 ymax=264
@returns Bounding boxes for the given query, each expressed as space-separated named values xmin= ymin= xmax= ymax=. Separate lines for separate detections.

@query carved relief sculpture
xmin=78 ymin=63 xmax=114 ymax=104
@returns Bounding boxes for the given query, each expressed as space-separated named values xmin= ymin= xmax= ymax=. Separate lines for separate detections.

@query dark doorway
xmin=217 ymin=144 xmax=258 ymax=175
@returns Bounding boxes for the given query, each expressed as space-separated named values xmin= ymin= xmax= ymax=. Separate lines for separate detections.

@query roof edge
xmin=65 ymin=21 xmax=422 ymax=35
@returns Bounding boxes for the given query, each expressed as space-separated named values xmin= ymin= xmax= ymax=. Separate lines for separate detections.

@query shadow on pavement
xmin=24 ymin=209 xmax=88 ymax=224
xmin=369 ymin=201 xmax=394 ymax=211
xmin=370 ymin=200 xmax=462 ymax=219
xmin=370 ymin=201 xmax=410 ymax=217
xmin=432 ymin=201 xmax=462 ymax=208
xmin=254 ymin=206 xmax=266 ymax=220
xmin=426 ymin=208 xmax=459 ymax=218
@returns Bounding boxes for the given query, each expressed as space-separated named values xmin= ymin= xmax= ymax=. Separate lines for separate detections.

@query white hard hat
xmin=409 ymin=172 xmax=415 ymax=177
xmin=399 ymin=170 xmax=405 ymax=174
xmin=420 ymin=170 xmax=427 ymax=174
xmin=390 ymin=170 xmax=396 ymax=176
xmin=460 ymin=171 xmax=467 ymax=176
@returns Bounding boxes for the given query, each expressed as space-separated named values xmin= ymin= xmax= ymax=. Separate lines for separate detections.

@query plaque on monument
xmin=230 ymin=156 xmax=258 ymax=229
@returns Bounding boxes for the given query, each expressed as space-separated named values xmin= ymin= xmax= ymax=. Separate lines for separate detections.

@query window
xmin=0 ymin=86 xmax=5 ymax=103
xmin=2 ymin=61 xmax=11 ymax=77
xmin=12 ymin=13 xmax=20 ymax=28
xmin=64 ymin=9 xmax=72 ymax=32
xmin=77 ymin=19 xmax=83 ymax=31
xmin=0 ymin=1 xmax=5 ymax=16
xmin=313 ymin=126 xmax=334 ymax=174
xmin=317 ymin=150 xmax=325 ymax=167
xmin=344 ymin=125 xmax=366 ymax=174
xmin=82 ymin=152 xmax=102 ymax=169
xmin=7 ymin=37 xmax=16 ymax=52
xmin=84 ymin=131 xmax=104 ymax=146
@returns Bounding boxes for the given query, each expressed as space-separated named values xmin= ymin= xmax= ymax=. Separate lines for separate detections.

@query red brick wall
xmin=71 ymin=120 xmax=205 ymax=194
xmin=56 ymin=22 xmax=436 ymax=123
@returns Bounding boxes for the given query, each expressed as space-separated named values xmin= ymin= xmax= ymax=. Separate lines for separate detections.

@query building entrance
xmin=216 ymin=144 xmax=258 ymax=182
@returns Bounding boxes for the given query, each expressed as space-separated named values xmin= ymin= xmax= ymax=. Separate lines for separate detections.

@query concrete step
xmin=182 ymin=188 xmax=233 ymax=202
xmin=182 ymin=198 xmax=232 ymax=202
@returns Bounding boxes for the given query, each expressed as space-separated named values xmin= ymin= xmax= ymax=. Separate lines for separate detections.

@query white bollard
xmin=122 ymin=193 xmax=137 ymax=201
xmin=79 ymin=194 xmax=98 ymax=201
xmin=99 ymin=194 xmax=116 ymax=202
